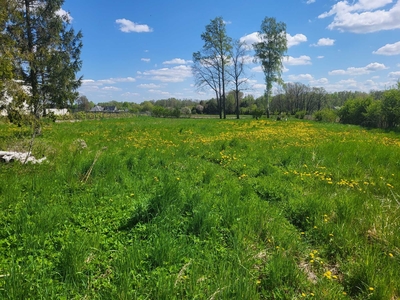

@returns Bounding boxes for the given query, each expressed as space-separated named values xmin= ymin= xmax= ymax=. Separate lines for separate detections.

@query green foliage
xmin=363 ymin=100 xmax=383 ymax=128
xmin=1 ymin=117 xmax=400 ymax=299
xmin=381 ymin=88 xmax=400 ymax=128
xmin=337 ymin=97 xmax=372 ymax=125
xmin=6 ymin=0 xmax=82 ymax=119
xmin=253 ymin=17 xmax=288 ymax=117
xmin=295 ymin=110 xmax=307 ymax=119
xmin=313 ymin=108 xmax=337 ymax=122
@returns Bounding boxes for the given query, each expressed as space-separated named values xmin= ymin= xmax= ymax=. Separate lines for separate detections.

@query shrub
xmin=337 ymin=98 xmax=372 ymax=125
xmin=294 ymin=110 xmax=306 ymax=119
xmin=381 ymin=88 xmax=400 ymax=128
xmin=313 ymin=108 xmax=337 ymax=122
xmin=252 ymin=108 xmax=264 ymax=119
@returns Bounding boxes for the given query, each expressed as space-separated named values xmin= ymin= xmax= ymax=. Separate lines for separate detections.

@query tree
xmin=194 ymin=17 xmax=232 ymax=119
xmin=192 ymin=51 xmax=223 ymax=118
xmin=227 ymin=40 xmax=248 ymax=119
xmin=253 ymin=17 xmax=287 ymax=118
xmin=6 ymin=0 xmax=83 ymax=132
xmin=76 ymin=95 xmax=91 ymax=111
xmin=382 ymin=88 xmax=400 ymax=128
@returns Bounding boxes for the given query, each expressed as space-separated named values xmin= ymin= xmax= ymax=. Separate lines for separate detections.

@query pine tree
xmin=6 ymin=0 xmax=82 ymax=127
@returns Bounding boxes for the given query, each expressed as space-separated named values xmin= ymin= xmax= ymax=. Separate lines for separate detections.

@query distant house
xmin=90 ymin=105 xmax=104 ymax=112
xmin=103 ymin=106 xmax=117 ymax=112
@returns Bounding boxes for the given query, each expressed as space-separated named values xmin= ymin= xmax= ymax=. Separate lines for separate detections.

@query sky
xmin=62 ymin=0 xmax=400 ymax=104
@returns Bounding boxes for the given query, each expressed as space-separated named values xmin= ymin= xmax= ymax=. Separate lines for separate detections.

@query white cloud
xmin=329 ymin=62 xmax=388 ymax=75
xmin=240 ymin=32 xmax=307 ymax=48
xmin=287 ymin=33 xmax=308 ymax=47
xmin=310 ymin=77 xmax=329 ymax=85
xmin=81 ymin=79 xmax=96 ymax=85
xmin=116 ymin=18 xmax=153 ymax=33
xmin=149 ymin=89 xmax=171 ymax=95
xmin=288 ymin=74 xmax=314 ymax=81
xmin=317 ymin=56 xmax=324 ymax=59
xmin=102 ymin=86 xmax=121 ymax=91
xmin=81 ymin=77 xmax=135 ymax=86
xmin=252 ymin=83 xmax=266 ymax=90
xmin=373 ymin=41 xmax=400 ymax=55
xmin=311 ymin=38 xmax=335 ymax=47
xmin=285 ymin=55 xmax=312 ymax=66
xmin=388 ymin=71 xmax=400 ymax=78
xmin=240 ymin=32 xmax=260 ymax=47
xmin=163 ymin=58 xmax=192 ymax=65
xmin=56 ymin=8 xmax=73 ymax=22
xmin=121 ymin=92 xmax=140 ymax=97
xmin=141 ymin=58 xmax=151 ymax=62
xmin=137 ymin=83 xmax=162 ymax=89
xmin=306 ymin=0 xmax=316 ymax=4
xmin=142 ymin=65 xmax=192 ymax=82
xmin=114 ymin=77 xmax=136 ymax=83
xmin=319 ymin=0 xmax=400 ymax=33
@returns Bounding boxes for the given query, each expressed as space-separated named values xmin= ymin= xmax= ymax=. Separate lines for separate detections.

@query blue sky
xmin=63 ymin=0 xmax=400 ymax=103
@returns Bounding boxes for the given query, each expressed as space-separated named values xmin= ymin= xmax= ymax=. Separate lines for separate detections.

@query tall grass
xmin=0 ymin=117 xmax=399 ymax=299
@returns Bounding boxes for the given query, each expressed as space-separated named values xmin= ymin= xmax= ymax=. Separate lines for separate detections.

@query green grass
xmin=0 ymin=116 xmax=399 ymax=299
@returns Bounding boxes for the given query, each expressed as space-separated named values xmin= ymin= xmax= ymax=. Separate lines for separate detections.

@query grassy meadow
xmin=0 ymin=116 xmax=399 ymax=299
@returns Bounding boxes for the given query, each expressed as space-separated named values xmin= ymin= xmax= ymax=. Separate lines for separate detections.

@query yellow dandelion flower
xmin=389 ymin=253 xmax=394 ymax=257
xmin=369 ymin=287 xmax=374 ymax=291
xmin=323 ymin=271 xmax=332 ymax=279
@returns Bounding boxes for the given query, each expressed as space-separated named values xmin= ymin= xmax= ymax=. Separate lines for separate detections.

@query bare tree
xmin=227 ymin=40 xmax=248 ymax=119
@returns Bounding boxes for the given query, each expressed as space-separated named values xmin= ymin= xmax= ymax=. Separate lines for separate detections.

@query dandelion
xmin=323 ymin=270 xmax=332 ymax=279
xmin=369 ymin=287 xmax=374 ymax=291
xmin=301 ymin=292 xmax=306 ymax=297
xmin=256 ymin=279 xmax=261 ymax=285
xmin=130 ymin=193 xmax=135 ymax=197
xmin=343 ymin=292 xmax=347 ymax=295
xmin=387 ymin=183 xmax=394 ymax=188
xmin=389 ymin=253 xmax=394 ymax=257
xmin=176 ymin=177 xmax=180 ymax=181
xmin=329 ymin=233 xmax=334 ymax=237
xmin=310 ymin=292 xmax=315 ymax=296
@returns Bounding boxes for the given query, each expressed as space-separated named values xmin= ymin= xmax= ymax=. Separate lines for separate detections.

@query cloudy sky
xmin=63 ymin=0 xmax=400 ymax=103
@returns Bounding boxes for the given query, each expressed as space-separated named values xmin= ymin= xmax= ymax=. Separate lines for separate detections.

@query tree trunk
xmin=235 ymin=89 xmax=240 ymax=119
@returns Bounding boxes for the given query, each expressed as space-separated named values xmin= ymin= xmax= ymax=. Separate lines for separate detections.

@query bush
xmin=381 ymin=89 xmax=400 ymax=128
xmin=363 ymin=100 xmax=383 ymax=128
xmin=180 ymin=107 xmax=192 ymax=118
xmin=252 ymin=109 xmax=264 ymax=119
xmin=313 ymin=109 xmax=337 ymax=122
xmin=337 ymin=98 xmax=372 ymax=125
xmin=294 ymin=110 xmax=306 ymax=119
